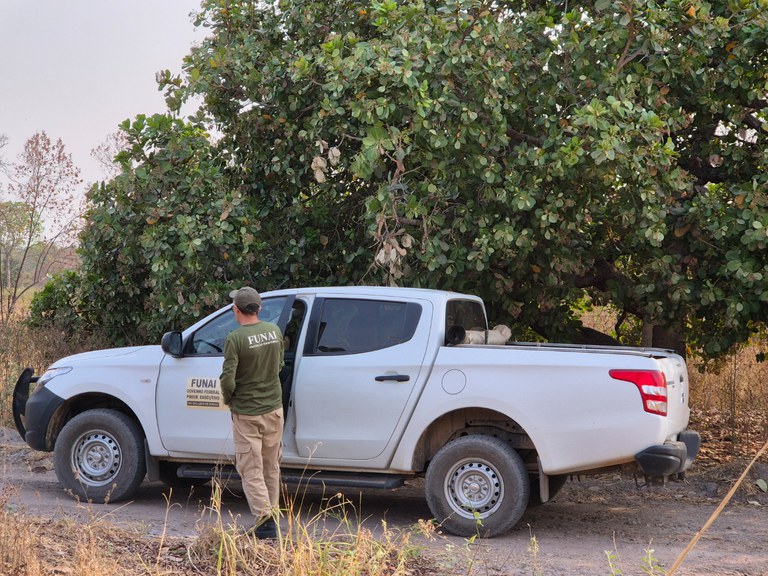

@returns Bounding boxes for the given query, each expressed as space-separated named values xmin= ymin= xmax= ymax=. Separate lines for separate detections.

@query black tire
xmin=425 ymin=435 xmax=529 ymax=537
xmin=53 ymin=409 xmax=146 ymax=502
xmin=529 ymin=474 xmax=568 ymax=507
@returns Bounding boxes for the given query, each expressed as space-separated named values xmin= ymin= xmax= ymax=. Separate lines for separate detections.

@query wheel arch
xmin=409 ymin=407 xmax=536 ymax=472
xmin=44 ymin=393 xmax=144 ymax=451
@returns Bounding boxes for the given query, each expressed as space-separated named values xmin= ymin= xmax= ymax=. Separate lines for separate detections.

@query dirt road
xmin=2 ymin=426 xmax=767 ymax=575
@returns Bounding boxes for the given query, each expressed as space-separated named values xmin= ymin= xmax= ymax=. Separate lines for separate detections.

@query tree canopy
xmin=35 ymin=0 xmax=768 ymax=355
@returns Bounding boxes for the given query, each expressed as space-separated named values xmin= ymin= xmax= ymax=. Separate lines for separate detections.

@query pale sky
xmin=0 ymin=0 xmax=206 ymax=186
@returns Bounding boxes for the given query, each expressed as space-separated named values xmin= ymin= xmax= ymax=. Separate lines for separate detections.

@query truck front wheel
xmin=53 ymin=409 xmax=146 ymax=502
xmin=425 ymin=435 xmax=529 ymax=537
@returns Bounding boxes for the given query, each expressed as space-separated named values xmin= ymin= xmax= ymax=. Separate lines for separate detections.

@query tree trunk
xmin=641 ymin=323 xmax=654 ymax=347
xmin=652 ymin=324 xmax=686 ymax=359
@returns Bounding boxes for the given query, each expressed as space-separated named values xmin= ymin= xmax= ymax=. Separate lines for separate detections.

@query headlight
xmin=35 ymin=367 xmax=73 ymax=391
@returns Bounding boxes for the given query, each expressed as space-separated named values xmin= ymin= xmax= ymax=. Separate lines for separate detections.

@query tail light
xmin=609 ymin=369 xmax=668 ymax=416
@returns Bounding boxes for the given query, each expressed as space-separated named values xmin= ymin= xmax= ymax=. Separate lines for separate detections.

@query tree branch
xmin=507 ymin=126 xmax=544 ymax=147
xmin=678 ymin=157 xmax=729 ymax=184
xmin=743 ymin=113 xmax=767 ymax=134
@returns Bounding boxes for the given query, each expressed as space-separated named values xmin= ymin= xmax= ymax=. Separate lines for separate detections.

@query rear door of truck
xmin=289 ymin=294 xmax=432 ymax=463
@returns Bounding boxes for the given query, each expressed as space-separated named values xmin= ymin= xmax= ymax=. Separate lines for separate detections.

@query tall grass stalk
xmin=189 ymin=480 xmax=425 ymax=576
xmin=528 ymin=526 xmax=543 ymax=576
xmin=605 ymin=535 xmax=625 ymax=576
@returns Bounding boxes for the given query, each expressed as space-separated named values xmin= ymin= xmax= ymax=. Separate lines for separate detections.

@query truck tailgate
xmin=654 ymin=354 xmax=691 ymax=437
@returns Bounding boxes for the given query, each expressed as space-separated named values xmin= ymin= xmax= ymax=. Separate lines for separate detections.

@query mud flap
xmin=538 ymin=458 xmax=550 ymax=503
xmin=12 ymin=367 xmax=37 ymax=440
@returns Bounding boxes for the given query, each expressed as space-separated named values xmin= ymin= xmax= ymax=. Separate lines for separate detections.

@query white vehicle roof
xmin=262 ymin=285 xmax=483 ymax=304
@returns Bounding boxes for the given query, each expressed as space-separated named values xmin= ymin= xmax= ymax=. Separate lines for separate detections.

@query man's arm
xmin=219 ymin=335 xmax=238 ymax=405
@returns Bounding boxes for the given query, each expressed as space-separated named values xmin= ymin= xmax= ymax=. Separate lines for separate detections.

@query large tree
xmin=39 ymin=0 xmax=768 ymax=355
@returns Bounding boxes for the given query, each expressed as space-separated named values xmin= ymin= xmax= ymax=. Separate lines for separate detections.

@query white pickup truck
xmin=13 ymin=286 xmax=700 ymax=537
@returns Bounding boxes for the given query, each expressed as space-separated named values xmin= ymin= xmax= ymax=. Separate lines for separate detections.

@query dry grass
xmin=186 ymin=482 xmax=432 ymax=576
xmin=673 ymin=342 xmax=768 ymax=464
xmin=688 ymin=335 xmax=768 ymax=415
xmin=0 ymin=319 xmax=102 ymax=427
xmin=0 ymin=475 xmax=435 ymax=576
xmin=0 ymin=507 xmax=191 ymax=576
xmin=0 ymin=486 xmax=126 ymax=576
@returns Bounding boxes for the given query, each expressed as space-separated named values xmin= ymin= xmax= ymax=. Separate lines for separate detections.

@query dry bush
xmin=688 ymin=348 xmax=768 ymax=464
xmin=688 ymin=345 xmax=768 ymax=415
xmin=0 ymin=318 xmax=102 ymax=427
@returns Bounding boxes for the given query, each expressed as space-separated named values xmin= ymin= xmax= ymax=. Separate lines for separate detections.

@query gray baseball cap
xmin=229 ymin=287 xmax=262 ymax=311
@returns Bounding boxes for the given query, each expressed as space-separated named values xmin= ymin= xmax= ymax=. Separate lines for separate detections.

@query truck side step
xmin=282 ymin=471 xmax=407 ymax=489
xmin=174 ymin=464 xmax=407 ymax=490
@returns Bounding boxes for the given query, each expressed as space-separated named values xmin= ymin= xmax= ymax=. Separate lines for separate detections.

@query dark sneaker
xmin=247 ymin=518 xmax=277 ymax=539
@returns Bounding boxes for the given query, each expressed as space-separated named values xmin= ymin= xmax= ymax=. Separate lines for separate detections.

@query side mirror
xmin=161 ymin=331 xmax=184 ymax=357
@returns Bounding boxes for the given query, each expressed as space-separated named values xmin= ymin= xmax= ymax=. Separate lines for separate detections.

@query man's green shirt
xmin=220 ymin=321 xmax=284 ymax=416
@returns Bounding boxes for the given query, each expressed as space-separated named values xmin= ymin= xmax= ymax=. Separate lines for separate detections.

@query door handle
xmin=375 ymin=374 xmax=410 ymax=382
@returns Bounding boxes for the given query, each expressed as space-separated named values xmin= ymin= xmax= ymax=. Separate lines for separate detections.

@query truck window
xmin=283 ymin=299 xmax=307 ymax=354
xmin=187 ymin=296 xmax=289 ymax=355
xmin=445 ymin=299 xmax=487 ymax=333
xmin=314 ymin=299 xmax=422 ymax=354
xmin=188 ymin=311 xmax=237 ymax=355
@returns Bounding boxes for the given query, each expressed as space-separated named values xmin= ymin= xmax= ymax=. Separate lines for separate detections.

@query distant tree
xmin=0 ymin=201 xmax=42 ymax=296
xmin=0 ymin=134 xmax=9 ymax=174
xmin=0 ymin=132 xmax=82 ymax=322
xmin=90 ymin=131 xmax=129 ymax=181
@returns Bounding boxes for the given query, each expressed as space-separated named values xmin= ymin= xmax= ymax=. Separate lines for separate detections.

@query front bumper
xmin=12 ymin=367 xmax=36 ymax=440
xmin=12 ymin=367 xmax=66 ymax=452
xmin=635 ymin=429 xmax=701 ymax=477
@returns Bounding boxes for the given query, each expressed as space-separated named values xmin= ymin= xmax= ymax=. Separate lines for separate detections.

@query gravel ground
xmin=2 ymin=426 xmax=768 ymax=575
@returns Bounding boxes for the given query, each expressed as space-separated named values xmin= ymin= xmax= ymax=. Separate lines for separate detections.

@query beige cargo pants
xmin=232 ymin=408 xmax=284 ymax=519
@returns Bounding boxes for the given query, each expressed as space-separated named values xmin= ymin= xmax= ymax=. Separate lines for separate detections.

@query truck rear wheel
xmin=53 ymin=409 xmax=146 ymax=502
xmin=425 ymin=435 xmax=529 ymax=537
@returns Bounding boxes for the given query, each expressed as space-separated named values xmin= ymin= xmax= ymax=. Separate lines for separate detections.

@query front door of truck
xmin=155 ymin=295 xmax=295 ymax=456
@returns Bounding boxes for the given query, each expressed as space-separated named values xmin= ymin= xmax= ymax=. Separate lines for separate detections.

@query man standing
xmin=220 ymin=286 xmax=284 ymax=538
